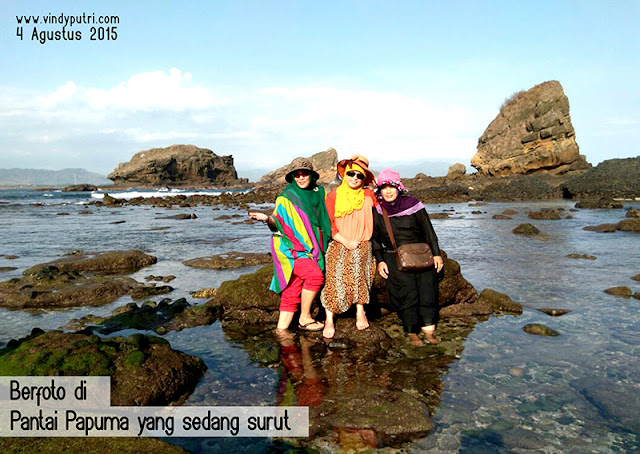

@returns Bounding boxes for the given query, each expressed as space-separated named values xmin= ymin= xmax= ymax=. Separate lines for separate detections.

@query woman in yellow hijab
xmin=320 ymin=155 xmax=377 ymax=339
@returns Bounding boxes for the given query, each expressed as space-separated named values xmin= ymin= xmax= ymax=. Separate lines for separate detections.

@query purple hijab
xmin=376 ymin=194 xmax=424 ymax=217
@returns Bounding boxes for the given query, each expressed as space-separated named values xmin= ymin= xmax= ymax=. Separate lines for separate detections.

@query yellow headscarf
xmin=334 ymin=163 xmax=366 ymax=218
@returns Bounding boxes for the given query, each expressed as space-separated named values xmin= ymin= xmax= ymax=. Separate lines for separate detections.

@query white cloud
xmin=251 ymin=86 xmax=483 ymax=162
xmin=0 ymin=71 xmax=488 ymax=173
xmin=85 ymin=68 xmax=223 ymax=111
xmin=38 ymin=81 xmax=77 ymax=109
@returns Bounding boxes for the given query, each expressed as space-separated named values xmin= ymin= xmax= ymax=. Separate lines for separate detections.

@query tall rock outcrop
xmin=255 ymin=147 xmax=338 ymax=189
xmin=472 ymin=81 xmax=590 ymax=176
xmin=108 ymin=145 xmax=245 ymax=187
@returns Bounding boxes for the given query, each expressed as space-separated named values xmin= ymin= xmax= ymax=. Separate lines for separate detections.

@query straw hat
xmin=336 ymin=154 xmax=375 ymax=186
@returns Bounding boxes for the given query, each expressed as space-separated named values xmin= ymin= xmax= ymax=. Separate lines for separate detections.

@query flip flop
xmin=298 ymin=320 xmax=324 ymax=332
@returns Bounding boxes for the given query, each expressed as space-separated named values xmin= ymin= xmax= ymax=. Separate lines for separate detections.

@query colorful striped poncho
xmin=269 ymin=185 xmax=330 ymax=293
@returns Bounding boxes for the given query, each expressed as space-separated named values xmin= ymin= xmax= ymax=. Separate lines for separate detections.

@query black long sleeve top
xmin=372 ymin=207 xmax=441 ymax=263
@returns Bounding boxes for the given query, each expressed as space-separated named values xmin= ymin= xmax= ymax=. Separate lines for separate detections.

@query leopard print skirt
xmin=320 ymin=240 xmax=376 ymax=314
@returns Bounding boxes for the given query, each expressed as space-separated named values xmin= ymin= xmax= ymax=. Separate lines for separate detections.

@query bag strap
xmin=380 ymin=206 xmax=398 ymax=251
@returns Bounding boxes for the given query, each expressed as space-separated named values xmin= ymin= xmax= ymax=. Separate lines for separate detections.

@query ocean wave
xmin=91 ymin=189 xmax=248 ymax=200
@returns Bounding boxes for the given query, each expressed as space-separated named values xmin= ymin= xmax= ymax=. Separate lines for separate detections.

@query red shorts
xmin=280 ymin=258 xmax=324 ymax=312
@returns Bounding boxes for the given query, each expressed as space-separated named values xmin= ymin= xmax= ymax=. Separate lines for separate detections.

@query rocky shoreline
xmin=1 ymin=245 xmax=578 ymax=450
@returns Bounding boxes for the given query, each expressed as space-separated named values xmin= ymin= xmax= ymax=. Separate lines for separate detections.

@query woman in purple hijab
xmin=372 ymin=169 xmax=444 ymax=346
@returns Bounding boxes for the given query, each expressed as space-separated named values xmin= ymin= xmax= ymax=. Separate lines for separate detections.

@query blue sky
xmin=1 ymin=1 xmax=638 ymax=179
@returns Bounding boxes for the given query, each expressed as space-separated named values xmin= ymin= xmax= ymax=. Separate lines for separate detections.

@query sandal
xmin=298 ymin=320 xmax=324 ymax=332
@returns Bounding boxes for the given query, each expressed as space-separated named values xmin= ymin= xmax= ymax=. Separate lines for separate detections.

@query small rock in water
xmin=523 ymin=323 xmax=560 ymax=336
xmin=509 ymin=367 xmax=525 ymax=377
xmin=575 ymin=199 xmax=623 ymax=209
xmin=477 ymin=288 xmax=523 ymax=315
xmin=632 ymin=274 xmax=640 ymax=281
xmin=5 ymin=255 xmax=19 ymax=260
xmin=513 ymin=223 xmax=540 ymax=235
xmin=110 ymin=220 xmax=126 ymax=224
xmin=528 ymin=209 xmax=562 ymax=220
xmin=327 ymin=340 xmax=350 ymax=349
xmin=537 ymin=308 xmax=571 ymax=317
xmin=566 ymin=254 xmax=596 ymax=260
xmin=56 ymin=212 xmax=70 ymax=216
xmin=502 ymin=208 xmax=518 ymax=215
xmin=583 ymin=223 xmax=618 ymax=233
xmin=626 ymin=208 xmax=640 ymax=218
xmin=633 ymin=292 xmax=640 ymax=300
xmin=492 ymin=214 xmax=512 ymax=220
xmin=617 ymin=218 xmax=640 ymax=232
xmin=604 ymin=286 xmax=632 ymax=298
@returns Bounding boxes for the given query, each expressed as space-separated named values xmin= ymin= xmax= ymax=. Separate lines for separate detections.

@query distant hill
xmin=0 ymin=168 xmax=111 ymax=187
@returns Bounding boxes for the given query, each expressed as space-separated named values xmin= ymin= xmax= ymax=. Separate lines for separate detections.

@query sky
xmin=0 ymin=0 xmax=638 ymax=180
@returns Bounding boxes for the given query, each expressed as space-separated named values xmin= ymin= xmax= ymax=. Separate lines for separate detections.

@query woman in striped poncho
xmin=249 ymin=158 xmax=331 ymax=333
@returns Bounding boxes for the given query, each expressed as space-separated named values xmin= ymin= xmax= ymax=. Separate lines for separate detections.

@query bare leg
xmin=355 ymin=304 xmax=369 ymax=330
xmin=277 ymin=311 xmax=295 ymax=330
xmin=421 ymin=324 xmax=440 ymax=344
xmin=323 ymin=310 xmax=335 ymax=338
xmin=298 ymin=289 xmax=323 ymax=330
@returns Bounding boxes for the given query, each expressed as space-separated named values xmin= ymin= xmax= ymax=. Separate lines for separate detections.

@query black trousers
xmin=383 ymin=251 xmax=439 ymax=334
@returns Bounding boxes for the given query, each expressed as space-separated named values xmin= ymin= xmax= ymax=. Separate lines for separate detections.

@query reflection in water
xmin=276 ymin=332 xmax=325 ymax=408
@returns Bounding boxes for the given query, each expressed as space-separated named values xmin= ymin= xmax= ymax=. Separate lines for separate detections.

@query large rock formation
xmin=255 ymin=148 xmax=338 ymax=189
xmin=108 ymin=144 xmax=246 ymax=187
xmin=472 ymin=81 xmax=590 ymax=176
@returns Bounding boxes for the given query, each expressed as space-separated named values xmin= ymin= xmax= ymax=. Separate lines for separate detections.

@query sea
xmin=1 ymin=188 xmax=639 ymax=453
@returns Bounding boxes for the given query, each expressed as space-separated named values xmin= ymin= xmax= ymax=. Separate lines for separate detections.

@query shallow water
xmin=1 ymin=189 xmax=639 ymax=452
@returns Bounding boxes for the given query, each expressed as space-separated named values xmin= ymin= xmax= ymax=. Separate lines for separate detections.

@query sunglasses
xmin=294 ymin=170 xmax=310 ymax=178
xmin=346 ymin=170 xmax=365 ymax=180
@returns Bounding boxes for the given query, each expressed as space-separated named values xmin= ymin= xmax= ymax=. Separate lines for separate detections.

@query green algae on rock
xmin=604 ymin=286 xmax=632 ymax=298
xmin=475 ymin=289 xmax=523 ymax=315
xmin=0 ymin=330 xmax=206 ymax=406
xmin=523 ymin=323 xmax=560 ymax=336
xmin=513 ymin=223 xmax=541 ymax=235
xmin=183 ymin=251 xmax=272 ymax=270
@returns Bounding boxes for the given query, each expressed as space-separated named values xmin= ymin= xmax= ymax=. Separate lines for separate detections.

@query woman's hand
xmin=249 ymin=212 xmax=269 ymax=222
xmin=334 ymin=233 xmax=359 ymax=250
xmin=433 ymin=255 xmax=444 ymax=273
xmin=344 ymin=239 xmax=360 ymax=250
xmin=378 ymin=262 xmax=389 ymax=279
